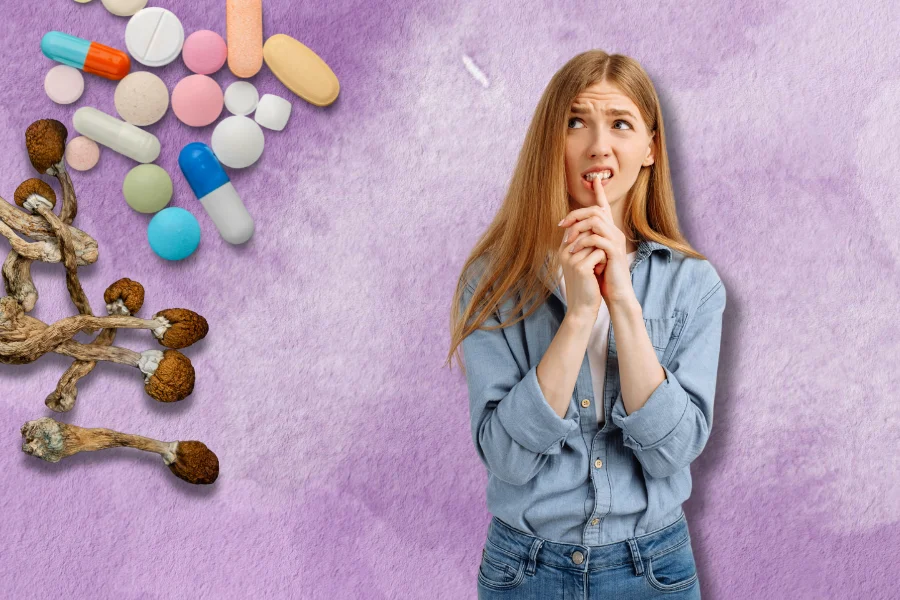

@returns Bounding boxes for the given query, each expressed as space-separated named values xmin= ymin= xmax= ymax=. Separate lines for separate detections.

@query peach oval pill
xmin=44 ymin=65 xmax=85 ymax=105
xmin=65 ymin=136 xmax=100 ymax=171
xmin=171 ymin=74 xmax=223 ymax=127
xmin=262 ymin=34 xmax=339 ymax=107
xmin=182 ymin=30 xmax=227 ymax=75
xmin=226 ymin=0 xmax=262 ymax=78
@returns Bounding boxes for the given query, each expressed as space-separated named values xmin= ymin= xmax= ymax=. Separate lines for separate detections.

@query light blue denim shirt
xmin=460 ymin=239 xmax=726 ymax=545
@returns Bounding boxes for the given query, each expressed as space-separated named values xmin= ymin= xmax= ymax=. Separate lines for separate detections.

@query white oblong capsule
xmin=72 ymin=107 xmax=160 ymax=163
xmin=178 ymin=142 xmax=254 ymax=245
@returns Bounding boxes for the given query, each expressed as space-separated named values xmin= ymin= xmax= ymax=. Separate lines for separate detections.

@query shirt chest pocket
xmin=641 ymin=311 xmax=687 ymax=366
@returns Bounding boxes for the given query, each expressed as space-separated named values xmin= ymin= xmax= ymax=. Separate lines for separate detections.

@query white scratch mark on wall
xmin=462 ymin=55 xmax=490 ymax=88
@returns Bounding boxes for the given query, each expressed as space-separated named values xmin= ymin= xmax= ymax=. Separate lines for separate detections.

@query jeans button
xmin=572 ymin=550 xmax=584 ymax=565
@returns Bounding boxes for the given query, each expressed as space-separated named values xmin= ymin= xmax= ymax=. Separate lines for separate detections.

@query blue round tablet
xmin=147 ymin=207 xmax=201 ymax=260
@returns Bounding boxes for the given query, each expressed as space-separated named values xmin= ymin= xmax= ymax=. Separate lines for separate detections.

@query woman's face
xmin=564 ymin=80 xmax=655 ymax=210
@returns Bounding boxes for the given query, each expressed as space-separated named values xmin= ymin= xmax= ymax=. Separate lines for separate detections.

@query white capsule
xmin=72 ymin=106 xmax=160 ymax=163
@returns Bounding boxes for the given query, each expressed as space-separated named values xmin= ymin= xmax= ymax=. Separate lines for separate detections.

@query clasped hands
xmin=558 ymin=178 xmax=636 ymax=306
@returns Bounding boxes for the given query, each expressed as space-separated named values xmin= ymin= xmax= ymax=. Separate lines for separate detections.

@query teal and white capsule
xmin=178 ymin=142 xmax=254 ymax=245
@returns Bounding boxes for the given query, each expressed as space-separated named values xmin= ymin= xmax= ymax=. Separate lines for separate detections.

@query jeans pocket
xmin=478 ymin=540 xmax=526 ymax=591
xmin=644 ymin=537 xmax=698 ymax=592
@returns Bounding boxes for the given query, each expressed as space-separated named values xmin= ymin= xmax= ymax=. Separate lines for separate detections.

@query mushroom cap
xmin=154 ymin=308 xmax=209 ymax=349
xmin=169 ymin=440 xmax=219 ymax=484
xmin=25 ymin=119 xmax=68 ymax=174
xmin=104 ymin=278 xmax=145 ymax=315
xmin=13 ymin=178 xmax=57 ymax=210
xmin=144 ymin=349 xmax=195 ymax=402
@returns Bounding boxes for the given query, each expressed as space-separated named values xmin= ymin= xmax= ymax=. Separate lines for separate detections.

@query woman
xmin=446 ymin=50 xmax=726 ymax=599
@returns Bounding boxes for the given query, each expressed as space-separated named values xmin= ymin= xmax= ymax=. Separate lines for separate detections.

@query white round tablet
xmin=224 ymin=81 xmax=259 ymax=116
xmin=211 ymin=116 xmax=265 ymax=169
xmin=125 ymin=7 xmax=185 ymax=67
xmin=101 ymin=0 xmax=147 ymax=16
xmin=255 ymin=94 xmax=292 ymax=131
xmin=44 ymin=65 xmax=84 ymax=105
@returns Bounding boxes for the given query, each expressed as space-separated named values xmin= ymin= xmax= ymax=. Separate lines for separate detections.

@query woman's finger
xmin=575 ymin=235 xmax=612 ymax=263
xmin=580 ymin=248 xmax=608 ymax=270
xmin=568 ymin=233 xmax=608 ymax=254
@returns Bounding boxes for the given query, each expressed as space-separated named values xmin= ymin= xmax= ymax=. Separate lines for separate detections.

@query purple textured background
xmin=1 ymin=1 xmax=898 ymax=598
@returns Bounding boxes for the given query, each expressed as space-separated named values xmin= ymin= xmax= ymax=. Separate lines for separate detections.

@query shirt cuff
xmin=495 ymin=364 xmax=580 ymax=455
xmin=611 ymin=364 xmax=689 ymax=450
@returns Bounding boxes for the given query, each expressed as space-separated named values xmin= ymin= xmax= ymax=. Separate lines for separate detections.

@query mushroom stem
xmin=0 ymin=197 xmax=96 ymax=247
xmin=54 ymin=338 xmax=141 ymax=366
xmin=4 ymin=313 xmax=161 ymax=364
xmin=2 ymin=250 xmax=37 ymax=312
xmin=56 ymin=168 xmax=78 ymax=224
xmin=46 ymin=328 xmax=118 ymax=412
xmin=32 ymin=203 xmax=94 ymax=328
xmin=21 ymin=417 xmax=219 ymax=484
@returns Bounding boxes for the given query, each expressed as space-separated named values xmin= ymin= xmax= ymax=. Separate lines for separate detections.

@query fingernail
xmin=558 ymin=219 xmax=565 ymax=226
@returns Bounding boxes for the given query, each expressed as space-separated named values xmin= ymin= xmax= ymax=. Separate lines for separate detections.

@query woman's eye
xmin=568 ymin=117 xmax=632 ymax=130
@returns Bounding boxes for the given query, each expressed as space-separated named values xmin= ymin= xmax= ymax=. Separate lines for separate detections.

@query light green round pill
xmin=123 ymin=164 xmax=173 ymax=213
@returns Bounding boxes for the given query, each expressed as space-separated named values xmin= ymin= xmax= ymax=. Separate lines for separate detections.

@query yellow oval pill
xmin=262 ymin=34 xmax=339 ymax=107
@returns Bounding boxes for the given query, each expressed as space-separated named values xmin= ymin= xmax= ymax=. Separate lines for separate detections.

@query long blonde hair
xmin=446 ymin=50 xmax=706 ymax=375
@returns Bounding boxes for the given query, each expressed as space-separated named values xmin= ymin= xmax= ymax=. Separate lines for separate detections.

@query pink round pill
xmin=44 ymin=65 xmax=84 ymax=105
xmin=182 ymin=30 xmax=227 ymax=75
xmin=171 ymin=74 xmax=224 ymax=127
xmin=65 ymin=136 xmax=100 ymax=171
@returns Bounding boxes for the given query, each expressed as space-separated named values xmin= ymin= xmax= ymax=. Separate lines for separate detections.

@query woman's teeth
xmin=584 ymin=171 xmax=612 ymax=181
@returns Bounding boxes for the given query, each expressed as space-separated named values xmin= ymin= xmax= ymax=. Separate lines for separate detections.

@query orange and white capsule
xmin=226 ymin=0 xmax=263 ymax=78
xmin=41 ymin=31 xmax=130 ymax=81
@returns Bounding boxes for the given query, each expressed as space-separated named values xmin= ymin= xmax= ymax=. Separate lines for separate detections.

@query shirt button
xmin=581 ymin=398 xmax=590 ymax=407
xmin=591 ymin=518 xmax=599 ymax=525
xmin=594 ymin=459 xmax=603 ymax=468
xmin=571 ymin=550 xmax=584 ymax=565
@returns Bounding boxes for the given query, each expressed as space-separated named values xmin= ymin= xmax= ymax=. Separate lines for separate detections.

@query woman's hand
xmin=558 ymin=177 xmax=636 ymax=306
xmin=557 ymin=212 xmax=607 ymax=324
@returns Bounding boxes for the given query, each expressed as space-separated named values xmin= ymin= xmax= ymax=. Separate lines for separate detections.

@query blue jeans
xmin=477 ymin=513 xmax=700 ymax=599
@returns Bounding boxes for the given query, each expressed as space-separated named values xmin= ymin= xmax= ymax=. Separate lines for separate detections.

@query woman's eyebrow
xmin=569 ymin=104 xmax=637 ymax=120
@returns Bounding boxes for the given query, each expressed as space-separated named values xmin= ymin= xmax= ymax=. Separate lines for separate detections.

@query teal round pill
xmin=147 ymin=207 xmax=200 ymax=261
xmin=123 ymin=164 xmax=173 ymax=213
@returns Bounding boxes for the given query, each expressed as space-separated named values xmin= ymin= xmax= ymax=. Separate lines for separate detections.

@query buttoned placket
xmin=575 ymin=243 xmax=655 ymax=545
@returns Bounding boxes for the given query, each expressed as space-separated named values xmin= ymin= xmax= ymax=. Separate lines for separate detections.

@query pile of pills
xmin=42 ymin=1 xmax=340 ymax=261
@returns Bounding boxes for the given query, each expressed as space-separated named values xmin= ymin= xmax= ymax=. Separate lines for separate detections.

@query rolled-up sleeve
xmin=460 ymin=283 xmax=580 ymax=486
xmin=611 ymin=278 xmax=726 ymax=479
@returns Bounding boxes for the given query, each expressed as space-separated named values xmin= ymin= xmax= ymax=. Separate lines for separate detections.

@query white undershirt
xmin=558 ymin=250 xmax=638 ymax=425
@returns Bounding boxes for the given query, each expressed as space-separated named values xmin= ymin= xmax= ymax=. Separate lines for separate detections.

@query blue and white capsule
xmin=178 ymin=142 xmax=254 ymax=244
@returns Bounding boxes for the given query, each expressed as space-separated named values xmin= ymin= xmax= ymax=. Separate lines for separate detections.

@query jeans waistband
xmin=486 ymin=513 xmax=691 ymax=576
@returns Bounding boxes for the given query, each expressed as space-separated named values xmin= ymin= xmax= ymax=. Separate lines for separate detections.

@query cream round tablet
xmin=171 ymin=75 xmax=223 ymax=127
xmin=210 ymin=116 xmax=264 ymax=168
xmin=182 ymin=30 xmax=227 ymax=75
xmin=44 ymin=65 xmax=84 ymax=105
xmin=125 ymin=7 xmax=184 ymax=67
xmin=65 ymin=136 xmax=100 ymax=171
xmin=101 ymin=0 xmax=146 ymax=16
xmin=114 ymin=71 xmax=169 ymax=126
xmin=224 ymin=81 xmax=259 ymax=115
